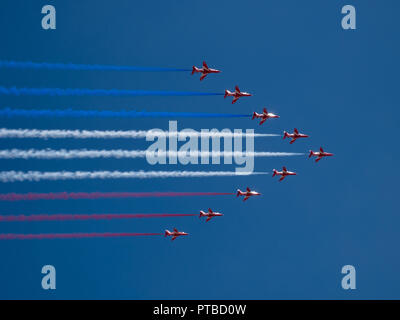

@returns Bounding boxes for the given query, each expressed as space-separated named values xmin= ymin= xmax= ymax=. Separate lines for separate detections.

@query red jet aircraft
xmin=236 ymin=187 xmax=261 ymax=201
xmin=308 ymin=147 xmax=334 ymax=162
xmin=272 ymin=166 xmax=297 ymax=181
xmin=224 ymin=85 xmax=252 ymax=104
xmin=199 ymin=208 xmax=223 ymax=222
xmin=164 ymin=228 xmax=189 ymax=241
xmin=283 ymin=128 xmax=309 ymax=144
xmin=252 ymin=108 xmax=279 ymax=125
xmin=191 ymin=61 xmax=221 ymax=81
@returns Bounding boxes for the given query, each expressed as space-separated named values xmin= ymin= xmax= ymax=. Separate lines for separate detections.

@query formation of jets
xmin=167 ymin=62 xmax=335 ymax=241
xmin=165 ymin=187 xmax=261 ymax=240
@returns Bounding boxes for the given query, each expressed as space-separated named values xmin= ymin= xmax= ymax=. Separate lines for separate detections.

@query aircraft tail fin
xmin=252 ymin=112 xmax=257 ymax=120
xmin=283 ymin=131 xmax=288 ymax=139
xmin=224 ymin=90 xmax=229 ymax=98
xmin=164 ymin=230 xmax=170 ymax=237
xmin=236 ymin=189 xmax=241 ymax=197
xmin=272 ymin=169 xmax=277 ymax=177
xmin=191 ymin=66 xmax=196 ymax=75
xmin=199 ymin=211 xmax=206 ymax=218
xmin=308 ymin=150 xmax=313 ymax=158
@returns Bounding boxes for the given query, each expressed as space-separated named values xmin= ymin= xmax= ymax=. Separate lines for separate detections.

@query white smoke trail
xmin=0 ymin=128 xmax=278 ymax=139
xmin=0 ymin=170 xmax=269 ymax=182
xmin=0 ymin=149 xmax=304 ymax=159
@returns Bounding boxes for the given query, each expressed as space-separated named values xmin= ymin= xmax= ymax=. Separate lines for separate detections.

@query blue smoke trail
xmin=0 ymin=86 xmax=223 ymax=97
xmin=0 ymin=60 xmax=191 ymax=72
xmin=0 ymin=108 xmax=250 ymax=119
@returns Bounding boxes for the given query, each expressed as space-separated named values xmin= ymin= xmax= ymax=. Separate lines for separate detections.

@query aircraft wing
xmin=243 ymin=196 xmax=249 ymax=201
xmin=172 ymin=235 xmax=177 ymax=241
xmin=246 ymin=187 xmax=251 ymax=192
xmin=235 ymin=85 xmax=240 ymax=92
xmin=259 ymin=119 xmax=266 ymax=125
xmin=203 ymin=61 xmax=209 ymax=69
xmin=206 ymin=216 xmax=212 ymax=222
xmin=290 ymin=138 xmax=296 ymax=144
xmin=200 ymin=74 xmax=207 ymax=81
xmin=232 ymin=97 xmax=239 ymax=104
xmin=279 ymin=176 xmax=285 ymax=181
xmin=316 ymin=157 xmax=322 ymax=163
xmin=294 ymin=128 xmax=299 ymax=134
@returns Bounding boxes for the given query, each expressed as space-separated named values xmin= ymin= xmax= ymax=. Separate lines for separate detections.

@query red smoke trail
xmin=0 ymin=213 xmax=197 ymax=222
xmin=0 ymin=192 xmax=234 ymax=201
xmin=0 ymin=232 xmax=163 ymax=240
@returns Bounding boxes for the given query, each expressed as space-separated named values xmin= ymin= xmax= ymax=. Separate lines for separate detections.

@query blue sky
xmin=0 ymin=0 xmax=399 ymax=299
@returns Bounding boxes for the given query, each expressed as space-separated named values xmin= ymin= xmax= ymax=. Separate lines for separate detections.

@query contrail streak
xmin=0 ymin=232 xmax=163 ymax=240
xmin=0 ymin=149 xmax=304 ymax=160
xmin=0 ymin=108 xmax=248 ymax=119
xmin=0 ymin=128 xmax=276 ymax=139
xmin=0 ymin=60 xmax=191 ymax=72
xmin=0 ymin=86 xmax=223 ymax=97
xmin=0 ymin=170 xmax=268 ymax=182
xmin=0 ymin=213 xmax=197 ymax=222
xmin=0 ymin=192 xmax=234 ymax=201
